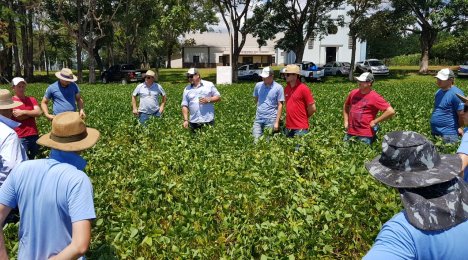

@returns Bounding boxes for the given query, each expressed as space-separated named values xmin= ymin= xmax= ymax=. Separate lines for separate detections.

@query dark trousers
xmin=189 ymin=121 xmax=214 ymax=133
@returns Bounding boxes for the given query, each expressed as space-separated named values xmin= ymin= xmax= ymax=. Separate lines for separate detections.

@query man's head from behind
xmin=366 ymin=131 xmax=468 ymax=231
xmin=0 ymin=89 xmax=23 ymax=118
xmin=37 ymin=112 xmax=100 ymax=152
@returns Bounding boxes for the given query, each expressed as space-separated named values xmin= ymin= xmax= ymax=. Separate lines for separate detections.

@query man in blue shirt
xmin=252 ymin=67 xmax=284 ymax=141
xmin=0 ymin=111 xmax=99 ymax=259
xmin=131 ymin=70 xmax=167 ymax=124
xmin=430 ymin=68 xmax=464 ymax=143
xmin=181 ymin=68 xmax=221 ymax=132
xmin=364 ymin=131 xmax=468 ymax=259
xmin=41 ymin=68 xmax=85 ymax=120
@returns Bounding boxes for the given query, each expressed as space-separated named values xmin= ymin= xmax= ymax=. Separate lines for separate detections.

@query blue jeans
xmin=252 ymin=118 xmax=276 ymax=140
xmin=20 ymin=135 xmax=39 ymax=159
xmin=433 ymin=134 xmax=459 ymax=144
xmin=285 ymin=128 xmax=308 ymax=138
xmin=343 ymin=134 xmax=374 ymax=145
xmin=139 ymin=111 xmax=161 ymax=124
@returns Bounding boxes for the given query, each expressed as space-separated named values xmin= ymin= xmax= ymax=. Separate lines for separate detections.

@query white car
xmin=458 ymin=61 xmax=468 ymax=77
xmin=323 ymin=61 xmax=350 ymax=76
xmin=356 ymin=59 xmax=389 ymax=76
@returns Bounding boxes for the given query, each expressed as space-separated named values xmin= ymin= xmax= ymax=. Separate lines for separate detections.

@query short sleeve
xmin=363 ymin=219 xmax=416 ymax=260
xmin=277 ymin=86 xmax=285 ymax=102
xmin=211 ymin=85 xmax=221 ymax=97
xmin=453 ymin=90 xmax=464 ymax=111
xmin=301 ymin=86 xmax=314 ymax=105
xmin=253 ymin=84 xmax=259 ymax=98
xmin=457 ymin=133 xmax=468 ymax=155
xmin=44 ymin=86 xmax=53 ymax=99
xmin=67 ymin=173 xmax=96 ymax=222
xmin=181 ymin=89 xmax=189 ymax=107
xmin=30 ymin=97 xmax=39 ymax=106
xmin=373 ymin=92 xmax=391 ymax=111
xmin=345 ymin=91 xmax=353 ymax=106
xmin=132 ymin=85 xmax=140 ymax=97
xmin=158 ymin=84 xmax=166 ymax=96
xmin=0 ymin=167 xmax=18 ymax=208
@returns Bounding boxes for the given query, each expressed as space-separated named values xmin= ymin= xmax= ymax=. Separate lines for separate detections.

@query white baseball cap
xmin=186 ymin=68 xmax=199 ymax=76
xmin=260 ymin=67 xmax=274 ymax=78
xmin=435 ymin=68 xmax=455 ymax=81
xmin=12 ymin=77 xmax=26 ymax=86
xmin=355 ymin=72 xmax=374 ymax=82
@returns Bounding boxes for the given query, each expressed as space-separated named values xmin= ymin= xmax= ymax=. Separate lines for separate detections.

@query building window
xmin=308 ymin=37 xmax=314 ymax=49
xmin=193 ymin=56 xmax=200 ymax=63
xmin=242 ymin=56 xmax=253 ymax=64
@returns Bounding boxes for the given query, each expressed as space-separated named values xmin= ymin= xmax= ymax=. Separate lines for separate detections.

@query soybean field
xmin=2 ymin=74 xmax=467 ymax=259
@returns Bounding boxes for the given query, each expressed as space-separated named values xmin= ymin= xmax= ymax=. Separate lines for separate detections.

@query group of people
xmin=0 ymin=64 xmax=468 ymax=258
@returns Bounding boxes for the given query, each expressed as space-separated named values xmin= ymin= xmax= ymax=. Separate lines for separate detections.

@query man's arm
xmin=0 ymin=204 xmax=12 ymax=259
xmin=75 ymin=93 xmax=85 ymax=119
xmin=274 ymin=101 xmax=283 ymax=131
xmin=41 ymin=97 xmax=54 ymax=121
xmin=182 ymin=106 xmax=189 ymax=129
xmin=457 ymin=110 xmax=464 ymax=136
xmin=12 ymin=105 xmax=42 ymax=121
xmin=370 ymin=106 xmax=396 ymax=127
xmin=131 ymin=95 xmax=139 ymax=116
xmin=48 ymin=220 xmax=91 ymax=260
xmin=200 ymin=95 xmax=221 ymax=104
xmin=159 ymin=95 xmax=167 ymax=114
xmin=307 ymin=103 xmax=316 ymax=118
xmin=343 ymin=103 xmax=350 ymax=129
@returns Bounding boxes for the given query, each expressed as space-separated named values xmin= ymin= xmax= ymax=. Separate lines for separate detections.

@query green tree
xmin=248 ymin=0 xmax=344 ymax=64
xmin=389 ymin=0 xmax=467 ymax=73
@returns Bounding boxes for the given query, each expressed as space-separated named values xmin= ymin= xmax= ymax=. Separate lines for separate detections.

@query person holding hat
xmin=11 ymin=77 xmax=42 ymax=159
xmin=0 ymin=89 xmax=27 ymax=187
xmin=252 ymin=66 xmax=284 ymax=141
xmin=131 ymin=70 xmax=167 ymax=124
xmin=0 ymin=111 xmax=99 ymax=259
xmin=283 ymin=64 xmax=316 ymax=137
xmin=430 ymin=68 xmax=464 ymax=144
xmin=364 ymin=131 xmax=468 ymax=259
xmin=41 ymin=68 xmax=85 ymax=121
xmin=343 ymin=72 xmax=395 ymax=144
xmin=181 ymin=68 xmax=221 ymax=132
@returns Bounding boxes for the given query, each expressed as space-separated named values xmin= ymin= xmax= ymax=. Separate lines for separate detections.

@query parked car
xmin=237 ymin=64 xmax=263 ymax=80
xmin=280 ymin=62 xmax=325 ymax=82
xmin=323 ymin=61 xmax=350 ymax=76
xmin=101 ymin=64 xmax=147 ymax=84
xmin=458 ymin=61 xmax=468 ymax=77
xmin=355 ymin=59 xmax=389 ymax=75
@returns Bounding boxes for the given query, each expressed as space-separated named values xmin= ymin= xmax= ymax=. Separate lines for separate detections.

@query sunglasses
xmin=285 ymin=73 xmax=296 ymax=77
xmin=187 ymin=74 xmax=196 ymax=79
xmin=145 ymin=76 xmax=154 ymax=79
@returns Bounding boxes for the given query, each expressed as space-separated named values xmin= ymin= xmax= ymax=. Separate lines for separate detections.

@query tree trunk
xmin=27 ymin=8 xmax=34 ymax=80
xmin=294 ymin=45 xmax=305 ymax=63
xmin=166 ymin=48 xmax=172 ymax=69
xmin=19 ymin=4 xmax=28 ymax=78
xmin=419 ymin=27 xmax=437 ymax=74
xmin=94 ymin=45 xmax=103 ymax=75
xmin=76 ymin=0 xmax=83 ymax=82
xmin=349 ymin=35 xmax=357 ymax=81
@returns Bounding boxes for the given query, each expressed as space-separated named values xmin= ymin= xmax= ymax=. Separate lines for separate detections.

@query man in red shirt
xmin=283 ymin=64 xmax=316 ymax=137
xmin=11 ymin=77 xmax=42 ymax=159
xmin=343 ymin=72 xmax=395 ymax=144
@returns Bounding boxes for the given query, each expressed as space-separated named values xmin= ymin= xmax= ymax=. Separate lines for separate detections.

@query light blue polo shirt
xmin=133 ymin=82 xmax=166 ymax=114
xmin=44 ymin=81 xmax=80 ymax=115
xmin=181 ymin=80 xmax=220 ymax=123
xmin=364 ymin=211 xmax=468 ymax=259
xmin=253 ymin=81 xmax=284 ymax=121
xmin=0 ymin=151 xmax=95 ymax=259
xmin=457 ymin=128 xmax=468 ymax=182
xmin=430 ymin=86 xmax=464 ymax=136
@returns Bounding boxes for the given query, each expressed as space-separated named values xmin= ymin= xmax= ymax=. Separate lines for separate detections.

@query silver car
xmin=323 ymin=61 xmax=350 ymax=76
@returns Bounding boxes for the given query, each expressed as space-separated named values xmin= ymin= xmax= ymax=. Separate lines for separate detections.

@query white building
xmin=171 ymin=5 xmax=366 ymax=68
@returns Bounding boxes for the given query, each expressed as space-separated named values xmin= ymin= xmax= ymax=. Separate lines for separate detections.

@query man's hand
xmin=12 ymin=109 xmax=24 ymax=117
xmin=79 ymin=109 xmax=86 ymax=119
xmin=199 ymin=97 xmax=211 ymax=104
xmin=159 ymin=107 xmax=164 ymax=114
xmin=344 ymin=121 xmax=349 ymax=130
xmin=132 ymin=108 xmax=139 ymax=116
xmin=46 ymin=114 xmax=55 ymax=121
xmin=273 ymin=122 xmax=279 ymax=132
xmin=183 ymin=120 xmax=189 ymax=129
xmin=370 ymin=120 xmax=377 ymax=127
xmin=458 ymin=127 xmax=464 ymax=136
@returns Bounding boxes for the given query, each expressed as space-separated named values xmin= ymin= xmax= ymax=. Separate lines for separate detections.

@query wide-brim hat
xmin=145 ymin=70 xmax=156 ymax=78
xmin=283 ymin=65 xmax=300 ymax=75
xmin=55 ymin=68 xmax=78 ymax=82
xmin=365 ymin=131 xmax=461 ymax=188
xmin=37 ymin=112 xmax=100 ymax=151
xmin=0 ymin=89 xmax=23 ymax=109
xmin=398 ymin=178 xmax=468 ymax=231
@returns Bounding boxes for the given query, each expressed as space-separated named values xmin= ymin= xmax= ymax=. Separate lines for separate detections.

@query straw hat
xmin=283 ymin=65 xmax=300 ymax=75
xmin=55 ymin=68 xmax=78 ymax=82
xmin=37 ymin=112 xmax=100 ymax=151
xmin=0 ymin=89 xmax=23 ymax=109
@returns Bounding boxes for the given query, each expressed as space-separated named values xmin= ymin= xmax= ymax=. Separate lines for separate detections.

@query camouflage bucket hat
xmin=399 ymin=177 xmax=468 ymax=231
xmin=365 ymin=131 xmax=461 ymax=188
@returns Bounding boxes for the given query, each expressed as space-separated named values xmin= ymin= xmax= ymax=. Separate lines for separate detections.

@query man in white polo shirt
xmin=132 ymin=70 xmax=167 ymax=125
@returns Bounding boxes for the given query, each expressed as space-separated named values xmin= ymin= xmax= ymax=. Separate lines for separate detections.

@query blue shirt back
xmin=0 ymin=152 xmax=95 ymax=259
xmin=44 ymin=81 xmax=80 ymax=115
xmin=253 ymin=81 xmax=285 ymax=120
xmin=430 ymin=86 xmax=464 ymax=135
xmin=364 ymin=212 xmax=468 ymax=259
xmin=181 ymin=80 xmax=220 ymax=123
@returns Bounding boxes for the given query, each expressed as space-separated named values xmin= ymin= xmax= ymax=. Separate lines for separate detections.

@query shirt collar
xmin=191 ymin=80 xmax=204 ymax=89
xmin=0 ymin=114 xmax=21 ymax=129
xmin=50 ymin=149 xmax=87 ymax=171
